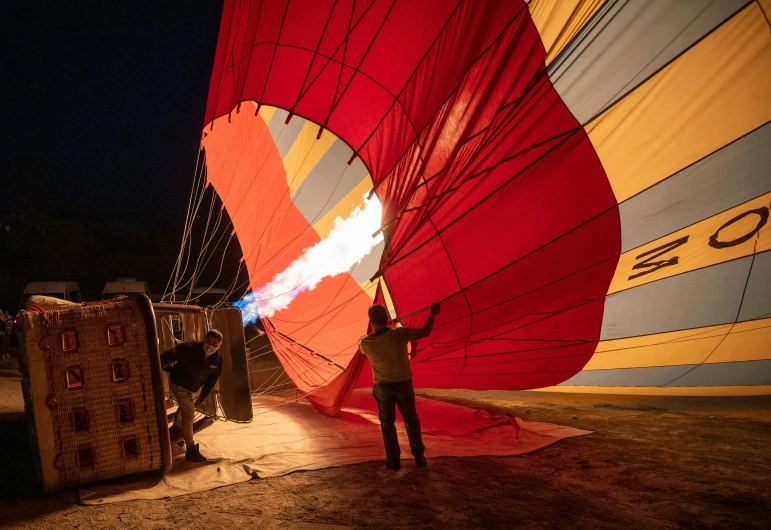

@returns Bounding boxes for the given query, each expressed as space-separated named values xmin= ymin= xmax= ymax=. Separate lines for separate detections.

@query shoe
xmin=415 ymin=455 xmax=428 ymax=467
xmin=185 ymin=443 xmax=207 ymax=462
xmin=383 ymin=458 xmax=400 ymax=471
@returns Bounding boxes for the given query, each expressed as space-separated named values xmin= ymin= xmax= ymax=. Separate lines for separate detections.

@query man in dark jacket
xmin=160 ymin=329 xmax=224 ymax=462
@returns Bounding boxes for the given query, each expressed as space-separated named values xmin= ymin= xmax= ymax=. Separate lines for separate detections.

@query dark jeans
xmin=372 ymin=379 xmax=425 ymax=463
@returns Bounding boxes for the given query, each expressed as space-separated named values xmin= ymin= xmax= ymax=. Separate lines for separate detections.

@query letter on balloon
xmin=708 ymin=207 xmax=769 ymax=249
xmin=628 ymin=235 xmax=690 ymax=281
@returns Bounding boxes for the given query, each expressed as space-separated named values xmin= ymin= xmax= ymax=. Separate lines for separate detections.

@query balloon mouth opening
xmin=236 ymin=192 xmax=384 ymax=326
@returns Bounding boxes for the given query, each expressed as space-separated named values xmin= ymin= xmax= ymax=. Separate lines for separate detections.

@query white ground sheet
xmin=79 ymin=390 xmax=591 ymax=504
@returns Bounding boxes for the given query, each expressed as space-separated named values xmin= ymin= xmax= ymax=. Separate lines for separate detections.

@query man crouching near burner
xmin=358 ymin=302 xmax=440 ymax=470
xmin=161 ymin=329 xmax=223 ymax=462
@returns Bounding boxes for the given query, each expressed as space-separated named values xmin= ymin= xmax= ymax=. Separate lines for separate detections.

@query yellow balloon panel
xmin=609 ymin=193 xmax=771 ymax=294
xmin=586 ymin=4 xmax=771 ymax=203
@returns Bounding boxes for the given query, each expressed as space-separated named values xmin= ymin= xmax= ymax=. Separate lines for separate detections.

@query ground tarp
xmin=78 ymin=390 xmax=590 ymax=504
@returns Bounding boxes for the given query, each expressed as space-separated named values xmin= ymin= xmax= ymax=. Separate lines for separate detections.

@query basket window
xmin=170 ymin=314 xmax=183 ymax=341
xmin=122 ymin=438 xmax=139 ymax=459
xmin=65 ymin=365 xmax=84 ymax=389
xmin=107 ymin=324 xmax=124 ymax=346
xmin=111 ymin=359 xmax=131 ymax=382
xmin=61 ymin=330 xmax=78 ymax=352
xmin=77 ymin=445 xmax=94 ymax=468
xmin=71 ymin=407 xmax=89 ymax=432
xmin=117 ymin=400 xmax=134 ymax=424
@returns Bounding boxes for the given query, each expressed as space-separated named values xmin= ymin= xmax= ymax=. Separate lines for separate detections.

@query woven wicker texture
xmin=18 ymin=298 xmax=166 ymax=491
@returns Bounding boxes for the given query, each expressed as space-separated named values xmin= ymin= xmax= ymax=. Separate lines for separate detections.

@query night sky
xmin=1 ymin=1 xmax=223 ymax=223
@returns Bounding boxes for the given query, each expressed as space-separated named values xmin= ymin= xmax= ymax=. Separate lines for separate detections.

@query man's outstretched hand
xmin=412 ymin=302 xmax=442 ymax=342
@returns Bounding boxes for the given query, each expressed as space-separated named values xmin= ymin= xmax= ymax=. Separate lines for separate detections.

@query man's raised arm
xmin=406 ymin=302 xmax=441 ymax=341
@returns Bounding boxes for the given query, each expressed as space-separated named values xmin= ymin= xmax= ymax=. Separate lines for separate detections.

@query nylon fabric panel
xmin=376 ymin=12 xmax=617 ymax=390
xmin=279 ymin=281 xmax=382 ymax=416
xmin=550 ymin=0 xmax=749 ymax=124
xmin=559 ymin=365 xmax=697 ymax=387
xmin=206 ymin=1 xmax=620 ymax=391
xmin=268 ymin=108 xmax=306 ymax=157
xmin=204 ymin=0 xmax=526 ymax=183
xmin=203 ymin=111 xmax=306 ymax=288
xmin=284 ymin=121 xmax=337 ymax=196
xmin=527 ymin=0 xmax=607 ymax=65
xmin=257 ymin=104 xmax=277 ymax=125
xmin=312 ymin=176 xmax=372 ymax=239
xmin=600 ymin=257 xmax=758 ymax=341
xmin=291 ymin=139 xmax=369 ymax=225
xmin=206 ymin=0 xmax=462 ymax=161
xmin=559 ymin=360 xmax=771 ymax=387
xmin=609 ymin=193 xmax=771 ymax=294
xmin=269 ymin=272 xmax=376 ymax=364
xmin=380 ymin=279 xmax=398 ymax=320
xmin=661 ymin=360 xmax=771 ymax=387
xmin=535 ymin=385 xmax=771 ymax=396
xmin=264 ymin=323 xmax=342 ymax=394
xmin=586 ymin=3 xmax=771 ymax=203
xmin=738 ymin=250 xmax=771 ymax=321
xmin=202 ymin=109 xmax=374 ymax=385
xmin=619 ymin=121 xmax=771 ymax=253
xmin=584 ymin=319 xmax=771 ymax=371
xmin=361 ymin=1 xmax=530 ymax=205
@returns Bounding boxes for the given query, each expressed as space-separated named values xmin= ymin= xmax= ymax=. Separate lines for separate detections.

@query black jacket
xmin=160 ymin=341 xmax=223 ymax=400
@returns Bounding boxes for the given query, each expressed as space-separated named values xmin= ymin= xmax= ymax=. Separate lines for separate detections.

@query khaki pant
xmin=170 ymin=382 xmax=196 ymax=448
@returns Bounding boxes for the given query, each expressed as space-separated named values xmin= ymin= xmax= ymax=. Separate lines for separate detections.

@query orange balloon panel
xmin=202 ymin=108 xmax=373 ymax=383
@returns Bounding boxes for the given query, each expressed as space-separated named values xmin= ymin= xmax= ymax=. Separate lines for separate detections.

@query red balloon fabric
xmin=204 ymin=0 xmax=621 ymax=414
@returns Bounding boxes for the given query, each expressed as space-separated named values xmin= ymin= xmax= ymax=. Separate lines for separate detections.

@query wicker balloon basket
xmin=16 ymin=295 xmax=172 ymax=492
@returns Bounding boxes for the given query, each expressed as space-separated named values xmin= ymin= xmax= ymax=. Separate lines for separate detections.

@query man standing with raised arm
xmin=359 ymin=302 xmax=441 ymax=470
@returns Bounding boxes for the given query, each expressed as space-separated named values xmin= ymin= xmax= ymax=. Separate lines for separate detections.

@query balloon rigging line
xmin=658 ymin=241 xmax=760 ymax=387
xmin=415 ymin=322 xmax=771 ymax=369
xmin=184 ymin=116 xmax=285 ymax=298
xmin=287 ymin=0 xmax=338 ymax=117
xmin=242 ymin=279 xmax=377 ymax=356
xmin=324 ymin=0 xmax=356 ymax=131
xmin=169 ymin=88 xmax=259 ymax=301
xmin=165 ymin=148 xmax=208 ymax=300
xmin=168 ymin=98 xmax=284 ymax=304
xmin=247 ymin=279 xmax=382 ymax=397
xmin=235 ymin=133 xmax=337 ymax=276
xmin=207 ymin=0 xmax=240 ymax=132
xmin=219 ymin=144 xmax=358 ymax=304
xmin=184 ymin=177 xmax=227 ymax=304
xmin=170 ymin=117 xmax=292 ymax=305
xmin=365 ymin=0 xmax=751 ymax=276
xmin=288 ymin=0 xmax=379 ymax=109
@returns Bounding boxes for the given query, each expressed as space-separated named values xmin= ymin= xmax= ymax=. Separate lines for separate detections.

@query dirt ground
xmin=1 ymin=355 xmax=769 ymax=529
